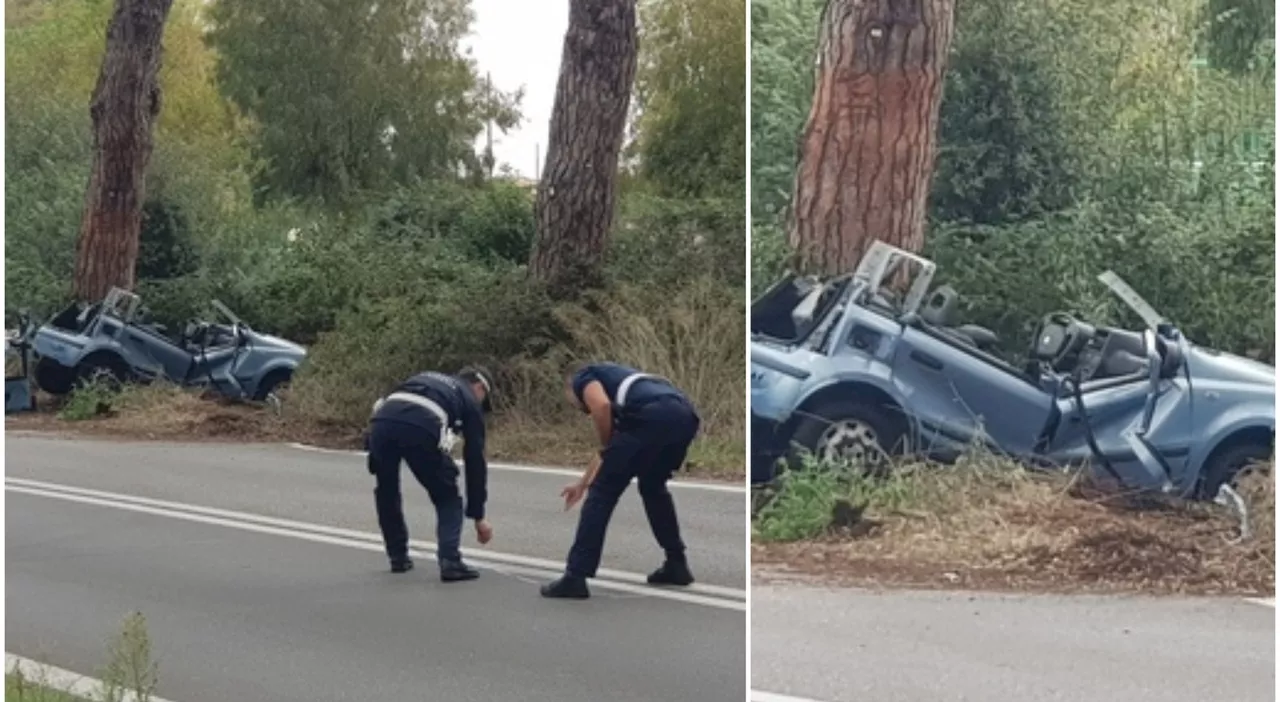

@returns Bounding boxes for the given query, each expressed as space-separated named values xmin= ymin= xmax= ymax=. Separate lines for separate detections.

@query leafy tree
xmin=930 ymin=0 xmax=1078 ymax=224
xmin=632 ymin=0 xmax=745 ymax=198
xmin=1203 ymin=0 xmax=1274 ymax=74
xmin=207 ymin=0 xmax=521 ymax=203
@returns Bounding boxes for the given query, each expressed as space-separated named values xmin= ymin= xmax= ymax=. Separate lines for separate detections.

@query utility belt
xmin=613 ymin=373 xmax=684 ymax=422
xmin=373 ymin=392 xmax=459 ymax=452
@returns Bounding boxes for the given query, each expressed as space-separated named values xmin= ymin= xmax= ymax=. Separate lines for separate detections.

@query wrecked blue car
xmin=750 ymin=241 xmax=1274 ymax=499
xmin=32 ymin=287 xmax=306 ymax=405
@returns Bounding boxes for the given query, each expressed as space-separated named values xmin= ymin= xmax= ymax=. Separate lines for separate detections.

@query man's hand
xmin=475 ymin=519 xmax=494 ymax=545
xmin=561 ymin=481 xmax=587 ymax=511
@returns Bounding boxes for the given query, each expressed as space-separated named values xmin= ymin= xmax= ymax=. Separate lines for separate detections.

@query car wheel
xmin=75 ymin=356 xmax=127 ymax=392
xmin=253 ymin=371 xmax=292 ymax=405
xmin=789 ymin=400 xmax=907 ymax=475
xmin=34 ymin=358 xmax=76 ymax=396
xmin=1197 ymin=440 xmax=1273 ymax=500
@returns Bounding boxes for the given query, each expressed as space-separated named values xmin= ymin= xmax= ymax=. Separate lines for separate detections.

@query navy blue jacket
xmin=570 ymin=363 xmax=686 ymax=417
xmin=371 ymin=371 xmax=488 ymax=520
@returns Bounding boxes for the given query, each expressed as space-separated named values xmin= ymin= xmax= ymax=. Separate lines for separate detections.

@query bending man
xmin=366 ymin=366 xmax=495 ymax=582
xmin=542 ymin=362 xmax=700 ymax=599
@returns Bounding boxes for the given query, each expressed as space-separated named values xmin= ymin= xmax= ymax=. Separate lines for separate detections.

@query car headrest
xmin=920 ymin=285 xmax=960 ymax=327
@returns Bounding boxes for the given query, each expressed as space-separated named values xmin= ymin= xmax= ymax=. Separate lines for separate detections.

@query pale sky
xmin=466 ymin=0 xmax=569 ymax=179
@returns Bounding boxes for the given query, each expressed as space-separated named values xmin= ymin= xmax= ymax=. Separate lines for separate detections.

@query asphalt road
xmin=751 ymin=583 xmax=1275 ymax=702
xmin=6 ymin=435 xmax=746 ymax=702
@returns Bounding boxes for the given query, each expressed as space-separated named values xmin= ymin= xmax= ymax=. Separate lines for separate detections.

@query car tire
xmin=787 ymin=400 xmax=908 ymax=475
xmin=75 ymin=355 xmax=128 ymax=392
xmin=253 ymin=370 xmax=292 ymax=403
xmin=1197 ymin=439 xmax=1273 ymax=500
xmin=34 ymin=358 xmax=76 ymax=396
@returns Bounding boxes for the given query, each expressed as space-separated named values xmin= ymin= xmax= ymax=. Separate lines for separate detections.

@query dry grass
xmin=8 ymin=383 xmax=743 ymax=481
xmin=754 ymin=453 xmax=1275 ymax=596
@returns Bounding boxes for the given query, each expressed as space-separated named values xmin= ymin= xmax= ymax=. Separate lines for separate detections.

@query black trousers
xmin=564 ymin=396 xmax=701 ymax=578
xmin=367 ymin=419 xmax=464 ymax=564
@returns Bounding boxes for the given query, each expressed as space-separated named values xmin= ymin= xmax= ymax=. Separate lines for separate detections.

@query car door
xmin=119 ymin=325 xmax=193 ymax=383
xmin=891 ymin=324 xmax=1056 ymax=456
xmin=1049 ymin=376 xmax=1192 ymax=491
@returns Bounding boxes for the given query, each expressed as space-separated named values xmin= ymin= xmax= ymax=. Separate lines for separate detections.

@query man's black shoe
xmin=390 ymin=558 xmax=415 ymax=574
xmin=540 ymin=574 xmax=590 ymax=599
xmin=647 ymin=560 xmax=694 ymax=586
xmin=439 ymin=559 xmax=480 ymax=582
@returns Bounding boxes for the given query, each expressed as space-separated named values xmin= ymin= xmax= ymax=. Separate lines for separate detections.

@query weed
xmin=58 ymin=378 xmax=119 ymax=422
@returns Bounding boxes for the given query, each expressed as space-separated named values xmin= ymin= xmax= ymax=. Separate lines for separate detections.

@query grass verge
xmin=753 ymin=451 xmax=1275 ymax=596
xmin=7 ymin=382 xmax=743 ymax=481
xmin=5 ymin=675 xmax=82 ymax=702
xmin=8 ymin=612 xmax=159 ymax=702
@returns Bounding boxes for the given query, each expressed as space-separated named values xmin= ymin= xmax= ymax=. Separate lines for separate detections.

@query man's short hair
xmin=458 ymin=366 xmax=494 ymax=412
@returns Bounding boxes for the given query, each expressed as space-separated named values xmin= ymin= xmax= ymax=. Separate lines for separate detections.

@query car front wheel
xmin=788 ymin=400 xmax=907 ymax=475
xmin=1198 ymin=439 xmax=1273 ymax=500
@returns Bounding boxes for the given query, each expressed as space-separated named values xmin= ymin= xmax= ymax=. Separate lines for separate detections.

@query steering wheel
xmin=1030 ymin=312 xmax=1087 ymax=372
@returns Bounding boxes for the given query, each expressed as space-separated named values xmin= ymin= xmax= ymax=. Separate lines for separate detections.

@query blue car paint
xmin=32 ymin=288 xmax=307 ymax=402
xmin=750 ymin=243 xmax=1275 ymax=498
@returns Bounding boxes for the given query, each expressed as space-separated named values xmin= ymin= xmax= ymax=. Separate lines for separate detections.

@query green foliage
xmin=364 ymin=181 xmax=536 ymax=265
xmin=753 ymin=459 xmax=847 ymax=542
xmin=207 ymin=0 xmax=520 ymax=203
xmin=59 ymin=377 xmax=119 ymax=421
xmin=607 ymin=193 xmax=745 ymax=289
xmin=5 ymin=0 xmax=253 ymax=315
xmin=748 ymin=0 xmax=823 ymax=224
xmin=751 ymin=0 xmax=1274 ymax=364
xmin=285 ymin=188 xmax=746 ymax=440
xmin=633 ymin=0 xmax=746 ymax=198
xmin=7 ymin=610 xmax=160 ymax=702
xmin=931 ymin=1 xmax=1078 ymax=224
xmin=1203 ymin=0 xmax=1275 ymax=75
xmin=6 ymin=0 xmax=744 ymax=468
xmin=926 ymin=185 xmax=1275 ymax=362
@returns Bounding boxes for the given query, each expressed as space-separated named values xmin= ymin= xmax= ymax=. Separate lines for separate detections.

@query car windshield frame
xmin=1097 ymin=270 xmax=1165 ymax=331
xmin=210 ymin=299 xmax=245 ymax=328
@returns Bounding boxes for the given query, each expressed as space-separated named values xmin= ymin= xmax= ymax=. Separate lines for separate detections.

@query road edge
xmin=286 ymin=442 xmax=746 ymax=492
xmin=6 ymin=653 xmax=180 ymax=702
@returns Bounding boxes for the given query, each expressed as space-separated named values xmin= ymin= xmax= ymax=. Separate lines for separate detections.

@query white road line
xmin=6 ymin=653 xmax=180 ymax=702
xmin=6 ymin=478 xmax=746 ymax=611
xmin=750 ymin=690 xmax=833 ymax=702
xmin=7 ymin=477 xmax=744 ymax=600
xmin=1244 ymin=597 xmax=1275 ymax=608
xmin=287 ymin=442 xmax=747 ymax=493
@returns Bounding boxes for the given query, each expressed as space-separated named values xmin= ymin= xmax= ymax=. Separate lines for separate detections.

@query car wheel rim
xmin=265 ymin=383 xmax=289 ymax=415
xmin=816 ymin=420 xmax=886 ymax=467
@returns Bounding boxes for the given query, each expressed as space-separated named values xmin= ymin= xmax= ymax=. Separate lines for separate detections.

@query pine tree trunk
xmin=790 ymin=0 xmax=956 ymax=275
xmin=530 ymin=0 xmax=638 ymax=298
xmin=72 ymin=0 xmax=174 ymax=302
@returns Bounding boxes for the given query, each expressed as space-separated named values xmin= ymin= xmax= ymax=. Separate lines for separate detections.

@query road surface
xmin=751 ymin=582 xmax=1274 ymax=702
xmin=6 ymin=435 xmax=746 ymax=702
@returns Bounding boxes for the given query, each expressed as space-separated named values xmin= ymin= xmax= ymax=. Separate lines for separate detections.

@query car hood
xmin=248 ymin=330 xmax=307 ymax=355
xmin=1185 ymin=346 xmax=1275 ymax=388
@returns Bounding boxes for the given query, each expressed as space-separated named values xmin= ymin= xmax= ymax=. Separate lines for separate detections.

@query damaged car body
xmin=750 ymin=241 xmax=1275 ymax=501
xmin=32 ymin=287 xmax=306 ymax=405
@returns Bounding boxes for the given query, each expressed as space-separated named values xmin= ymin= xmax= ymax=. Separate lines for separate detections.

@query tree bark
xmin=790 ymin=0 xmax=956 ymax=275
xmin=72 ymin=0 xmax=174 ymax=302
xmin=530 ymin=0 xmax=638 ymax=297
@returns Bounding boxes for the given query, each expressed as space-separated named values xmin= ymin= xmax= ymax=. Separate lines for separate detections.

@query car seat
xmin=920 ymin=285 xmax=1001 ymax=353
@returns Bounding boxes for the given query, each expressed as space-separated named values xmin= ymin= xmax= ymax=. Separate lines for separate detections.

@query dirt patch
xmin=6 ymin=386 xmax=743 ymax=482
xmin=753 ymin=459 xmax=1275 ymax=597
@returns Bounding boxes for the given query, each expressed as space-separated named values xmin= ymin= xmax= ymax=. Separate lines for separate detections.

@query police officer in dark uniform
xmin=541 ymin=362 xmax=700 ymax=599
xmin=366 ymin=366 xmax=495 ymax=582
